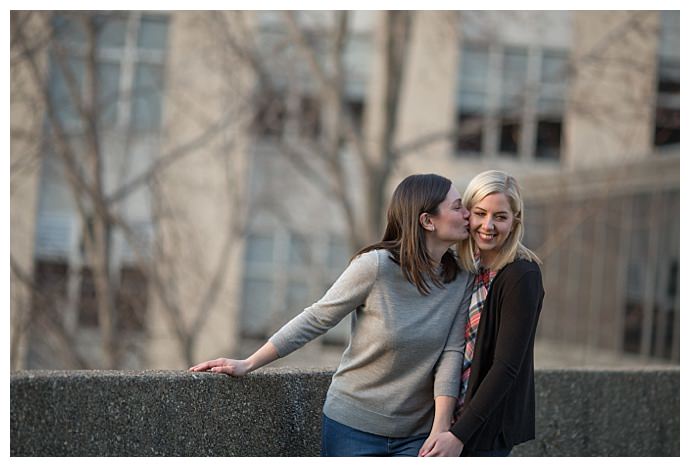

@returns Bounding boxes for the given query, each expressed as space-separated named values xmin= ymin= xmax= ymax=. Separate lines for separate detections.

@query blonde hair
xmin=458 ymin=170 xmax=541 ymax=273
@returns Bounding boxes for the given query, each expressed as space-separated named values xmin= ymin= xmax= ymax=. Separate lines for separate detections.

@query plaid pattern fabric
xmin=456 ymin=258 xmax=497 ymax=415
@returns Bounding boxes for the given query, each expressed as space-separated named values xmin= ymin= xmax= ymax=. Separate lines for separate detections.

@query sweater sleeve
xmin=433 ymin=272 xmax=472 ymax=398
xmin=450 ymin=269 xmax=542 ymax=444
xmin=268 ymin=250 xmax=379 ymax=357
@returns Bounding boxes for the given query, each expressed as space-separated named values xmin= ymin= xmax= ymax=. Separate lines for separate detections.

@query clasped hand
xmin=419 ymin=431 xmax=464 ymax=457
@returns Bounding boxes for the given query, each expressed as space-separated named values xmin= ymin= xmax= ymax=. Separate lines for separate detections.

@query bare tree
xmin=10 ymin=11 xmax=252 ymax=368
xmin=11 ymin=10 xmax=678 ymax=369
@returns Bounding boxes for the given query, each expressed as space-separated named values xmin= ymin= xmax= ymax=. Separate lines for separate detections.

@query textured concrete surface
xmin=10 ymin=368 xmax=679 ymax=456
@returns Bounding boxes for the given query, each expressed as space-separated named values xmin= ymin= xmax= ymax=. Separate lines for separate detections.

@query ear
xmin=419 ymin=212 xmax=435 ymax=232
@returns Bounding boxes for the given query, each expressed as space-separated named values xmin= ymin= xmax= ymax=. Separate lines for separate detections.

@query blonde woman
xmin=420 ymin=170 xmax=544 ymax=457
xmin=191 ymin=174 xmax=473 ymax=456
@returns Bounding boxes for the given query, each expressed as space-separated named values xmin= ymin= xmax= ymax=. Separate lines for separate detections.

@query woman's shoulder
xmin=349 ymin=248 xmax=384 ymax=272
xmin=498 ymin=259 xmax=542 ymax=283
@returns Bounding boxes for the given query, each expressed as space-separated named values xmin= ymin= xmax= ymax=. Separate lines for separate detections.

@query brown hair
xmin=354 ymin=173 xmax=460 ymax=295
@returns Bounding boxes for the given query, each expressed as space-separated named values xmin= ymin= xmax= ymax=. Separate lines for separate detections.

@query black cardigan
xmin=450 ymin=259 xmax=544 ymax=452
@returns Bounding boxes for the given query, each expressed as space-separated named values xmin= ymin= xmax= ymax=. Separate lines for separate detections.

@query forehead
xmin=444 ymin=185 xmax=461 ymax=202
xmin=474 ymin=192 xmax=511 ymax=211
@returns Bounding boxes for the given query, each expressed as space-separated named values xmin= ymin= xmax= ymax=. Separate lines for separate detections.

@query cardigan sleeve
xmin=450 ymin=268 xmax=543 ymax=444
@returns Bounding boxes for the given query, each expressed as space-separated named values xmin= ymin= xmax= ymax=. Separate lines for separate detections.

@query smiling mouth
xmin=477 ymin=232 xmax=496 ymax=241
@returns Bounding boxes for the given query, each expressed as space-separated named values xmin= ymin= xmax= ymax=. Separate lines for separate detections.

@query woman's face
xmin=469 ymin=192 xmax=514 ymax=260
xmin=429 ymin=185 xmax=470 ymax=242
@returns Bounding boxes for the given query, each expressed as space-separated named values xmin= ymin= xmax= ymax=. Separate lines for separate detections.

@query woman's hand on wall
xmin=188 ymin=358 xmax=252 ymax=376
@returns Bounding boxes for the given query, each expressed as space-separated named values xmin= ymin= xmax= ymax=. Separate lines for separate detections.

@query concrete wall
xmin=11 ymin=368 xmax=679 ymax=456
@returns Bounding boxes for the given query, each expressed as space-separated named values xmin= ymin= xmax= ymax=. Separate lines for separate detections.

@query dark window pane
xmin=501 ymin=47 xmax=528 ymax=112
xmin=286 ymin=280 xmax=310 ymax=314
xmin=457 ymin=44 xmax=488 ymax=112
xmin=499 ymin=118 xmax=521 ymax=155
xmin=456 ymin=112 xmax=483 ymax=155
xmin=138 ymin=15 xmax=169 ymax=51
xmin=344 ymin=36 xmax=371 ymax=100
xmin=535 ymin=120 xmax=562 ymax=160
xmin=245 ymin=233 xmax=274 ymax=264
xmin=78 ymin=267 xmax=99 ymax=327
xmin=98 ymin=62 xmax=120 ymax=127
xmin=623 ymin=300 xmax=643 ymax=353
xmin=49 ymin=55 xmax=85 ymax=128
xmin=456 ymin=44 xmax=488 ymax=156
xmin=654 ymin=58 xmax=679 ymax=147
xmin=289 ymin=235 xmax=310 ymax=266
xmin=346 ymin=98 xmax=364 ymax=133
xmin=658 ymin=11 xmax=679 ymax=59
xmin=32 ymin=259 xmax=69 ymax=323
xmin=327 ymin=236 xmax=350 ymax=270
xmin=253 ymin=92 xmax=286 ymax=138
xmin=94 ymin=13 xmax=127 ymax=49
xmin=654 ymin=107 xmax=680 ymax=146
xmin=52 ymin=13 xmax=85 ymax=44
xmin=116 ymin=266 xmax=148 ymax=331
xmin=299 ymin=96 xmax=321 ymax=139
xmin=241 ymin=278 xmax=274 ymax=338
xmin=541 ymin=50 xmax=568 ymax=85
xmin=459 ymin=45 xmax=489 ymax=91
xmin=132 ymin=63 xmax=164 ymax=131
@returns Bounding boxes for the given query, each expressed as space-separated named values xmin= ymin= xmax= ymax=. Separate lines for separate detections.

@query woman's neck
xmin=479 ymin=250 xmax=498 ymax=270
xmin=427 ymin=239 xmax=451 ymax=267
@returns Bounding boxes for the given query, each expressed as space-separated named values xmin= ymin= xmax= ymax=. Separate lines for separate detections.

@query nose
xmin=462 ymin=207 xmax=470 ymax=219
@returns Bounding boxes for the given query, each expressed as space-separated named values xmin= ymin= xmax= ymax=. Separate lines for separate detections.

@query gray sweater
xmin=269 ymin=249 xmax=472 ymax=437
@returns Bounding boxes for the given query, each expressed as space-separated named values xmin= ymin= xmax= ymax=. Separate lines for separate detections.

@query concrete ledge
xmin=10 ymin=368 xmax=679 ymax=456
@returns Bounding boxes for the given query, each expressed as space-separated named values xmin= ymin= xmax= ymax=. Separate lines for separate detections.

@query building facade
xmin=10 ymin=10 xmax=679 ymax=370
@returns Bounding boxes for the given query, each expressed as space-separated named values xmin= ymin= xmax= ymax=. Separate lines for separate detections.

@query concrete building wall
xmin=566 ymin=11 xmax=658 ymax=168
xmin=146 ymin=12 xmax=254 ymax=368
xmin=10 ymin=12 xmax=50 ymax=370
xmin=10 ymin=11 xmax=678 ymax=369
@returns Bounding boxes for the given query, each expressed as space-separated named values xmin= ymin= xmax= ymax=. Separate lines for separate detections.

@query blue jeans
xmin=321 ymin=414 xmax=428 ymax=457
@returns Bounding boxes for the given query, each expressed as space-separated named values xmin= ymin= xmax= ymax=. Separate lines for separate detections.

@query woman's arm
xmin=189 ymin=341 xmax=279 ymax=376
xmin=419 ymin=396 xmax=464 ymax=457
xmin=419 ymin=275 xmax=472 ymax=456
xmin=189 ymin=251 xmax=379 ymax=374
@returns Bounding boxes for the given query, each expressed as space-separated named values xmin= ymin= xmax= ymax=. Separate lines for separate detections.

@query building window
xmin=240 ymin=230 xmax=352 ymax=342
xmin=31 ymin=259 xmax=69 ymax=325
xmin=455 ymin=43 xmax=568 ymax=161
xmin=654 ymin=11 xmax=680 ymax=148
xmin=116 ymin=266 xmax=148 ymax=331
xmin=254 ymin=12 xmax=370 ymax=141
xmin=455 ymin=44 xmax=488 ymax=154
xmin=31 ymin=12 xmax=168 ymax=341
xmin=535 ymin=50 xmax=568 ymax=160
xmin=49 ymin=12 xmax=169 ymax=134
